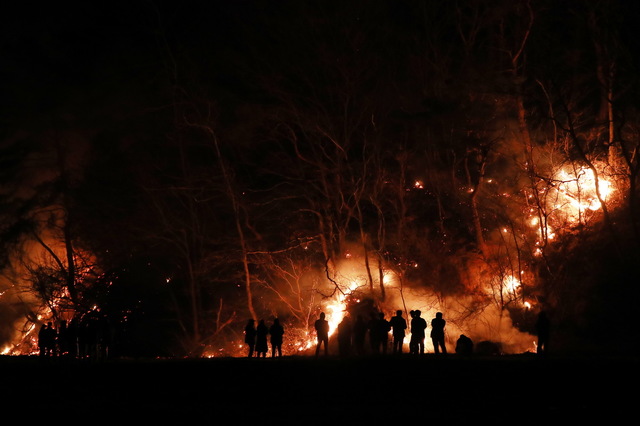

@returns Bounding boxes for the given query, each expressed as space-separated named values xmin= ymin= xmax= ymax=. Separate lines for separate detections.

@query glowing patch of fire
xmin=529 ymin=163 xmax=615 ymax=246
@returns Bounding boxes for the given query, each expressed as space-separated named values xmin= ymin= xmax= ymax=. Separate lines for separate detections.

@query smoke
xmin=320 ymin=242 xmax=536 ymax=354
xmin=381 ymin=285 xmax=536 ymax=354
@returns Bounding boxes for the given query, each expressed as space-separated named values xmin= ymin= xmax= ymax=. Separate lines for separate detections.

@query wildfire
xmin=528 ymin=162 xmax=616 ymax=246
xmin=295 ymin=274 xmax=376 ymax=352
xmin=1 ymin=159 xmax=621 ymax=359
xmin=549 ymin=164 xmax=614 ymax=225
xmin=503 ymin=275 xmax=521 ymax=293
xmin=557 ymin=165 xmax=612 ymax=208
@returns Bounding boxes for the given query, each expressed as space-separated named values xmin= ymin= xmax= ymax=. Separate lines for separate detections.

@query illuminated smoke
xmin=3 ymin=156 xmax=623 ymax=357
xmin=252 ymin=242 xmax=539 ymax=357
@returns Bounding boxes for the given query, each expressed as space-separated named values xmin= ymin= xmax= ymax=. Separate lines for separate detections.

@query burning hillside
xmin=2 ymin=0 xmax=640 ymax=359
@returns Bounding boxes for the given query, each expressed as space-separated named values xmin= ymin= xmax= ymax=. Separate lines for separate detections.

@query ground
xmin=3 ymin=353 xmax=636 ymax=424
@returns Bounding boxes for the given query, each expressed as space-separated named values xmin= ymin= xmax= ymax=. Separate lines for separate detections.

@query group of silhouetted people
xmin=313 ymin=309 xmax=453 ymax=358
xmin=243 ymin=309 xmax=551 ymax=359
xmin=244 ymin=318 xmax=285 ymax=358
xmin=38 ymin=313 xmax=111 ymax=361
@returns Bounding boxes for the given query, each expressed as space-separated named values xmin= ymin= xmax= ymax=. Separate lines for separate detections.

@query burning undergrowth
xmin=211 ymin=159 xmax=624 ymax=358
xmin=206 ymin=242 xmax=540 ymax=358
xmin=0 ymin=153 xmax=629 ymax=358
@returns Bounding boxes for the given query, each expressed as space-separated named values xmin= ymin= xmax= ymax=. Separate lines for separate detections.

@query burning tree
xmin=0 ymin=129 xmax=107 ymax=354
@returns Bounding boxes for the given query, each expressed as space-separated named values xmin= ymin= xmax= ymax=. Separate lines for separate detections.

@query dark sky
xmin=4 ymin=0 xmax=640 ymax=186
xmin=1 ymin=2 xmax=247 ymax=128
xmin=1 ymin=1 xmax=422 ymax=132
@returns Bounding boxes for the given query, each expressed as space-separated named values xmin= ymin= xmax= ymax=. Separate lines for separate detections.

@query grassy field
xmin=3 ymin=353 xmax=636 ymax=424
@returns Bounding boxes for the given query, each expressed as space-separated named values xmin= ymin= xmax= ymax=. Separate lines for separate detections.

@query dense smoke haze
xmin=1 ymin=0 xmax=640 ymax=357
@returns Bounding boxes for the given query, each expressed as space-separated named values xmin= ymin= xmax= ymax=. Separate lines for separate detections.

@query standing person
xmin=80 ymin=314 xmax=98 ymax=359
xmin=255 ymin=320 xmax=269 ymax=358
xmin=96 ymin=314 xmax=111 ymax=361
xmin=375 ymin=312 xmax=391 ymax=354
xmin=47 ymin=322 xmax=58 ymax=357
xmin=408 ymin=311 xmax=417 ymax=354
xmin=314 ymin=312 xmax=330 ymax=357
xmin=39 ymin=322 xmax=57 ymax=357
xmin=67 ymin=318 xmax=79 ymax=359
xmin=352 ymin=314 xmax=367 ymax=356
xmin=367 ymin=312 xmax=380 ymax=354
xmin=389 ymin=310 xmax=407 ymax=354
xmin=269 ymin=318 xmax=285 ymax=358
xmin=38 ymin=323 xmax=49 ymax=357
xmin=57 ymin=320 xmax=69 ymax=357
xmin=410 ymin=310 xmax=427 ymax=355
xmin=431 ymin=312 xmax=447 ymax=354
xmin=535 ymin=311 xmax=550 ymax=355
xmin=77 ymin=316 xmax=88 ymax=359
xmin=244 ymin=319 xmax=257 ymax=358
xmin=337 ymin=315 xmax=353 ymax=358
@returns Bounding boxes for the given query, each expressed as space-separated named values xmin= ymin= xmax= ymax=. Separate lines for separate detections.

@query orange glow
xmin=503 ymin=275 xmax=521 ymax=293
xmin=528 ymin=162 xmax=617 ymax=248
xmin=554 ymin=166 xmax=613 ymax=217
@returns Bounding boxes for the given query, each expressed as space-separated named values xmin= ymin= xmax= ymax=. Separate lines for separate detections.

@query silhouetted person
xmin=367 ymin=312 xmax=380 ymax=353
xmin=314 ymin=312 xmax=330 ymax=357
xmin=374 ymin=312 xmax=391 ymax=354
xmin=389 ymin=310 xmax=407 ymax=354
xmin=535 ymin=311 xmax=550 ymax=355
xmin=244 ymin=319 xmax=257 ymax=357
xmin=38 ymin=323 xmax=49 ymax=357
xmin=408 ymin=311 xmax=416 ymax=353
xmin=98 ymin=314 xmax=112 ymax=360
xmin=352 ymin=314 xmax=367 ymax=356
xmin=88 ymin=314 xmax=100 ymax=359
xmin=456 ymin=334 xmax=473 ymax=356
xmin=269 ymin=318 xmax=285 ymax=358
xmin=410 ymin=310 xmax=427 ymax=355
xmin=79 ymin=313 xmax=99 ymax=359
xmin=57 ymin=320 xmax=69 ymax=357
xmin=67 ymin=318 xmax=79 ymax=359
xmin=77 ymin=317 xmax=88 ymax=358
xmin=431 ymin=312 xmax=447 ymax=354
xmin=43 ymin=322 xmax=57 ymax=357
xmin=256 ymin=320 xmax=269 ymax=357
xmin=337 ymin=316 xmax=353 ymax=358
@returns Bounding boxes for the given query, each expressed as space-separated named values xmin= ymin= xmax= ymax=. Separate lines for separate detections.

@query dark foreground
xmin=3 ymin=353 xmax=636 ymax=424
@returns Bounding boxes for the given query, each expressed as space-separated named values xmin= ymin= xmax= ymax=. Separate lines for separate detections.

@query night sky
xmin=4 ymin=1 xmax=640 ymax=138
xmin=0 ymin=1 xmax=461 ymax=131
